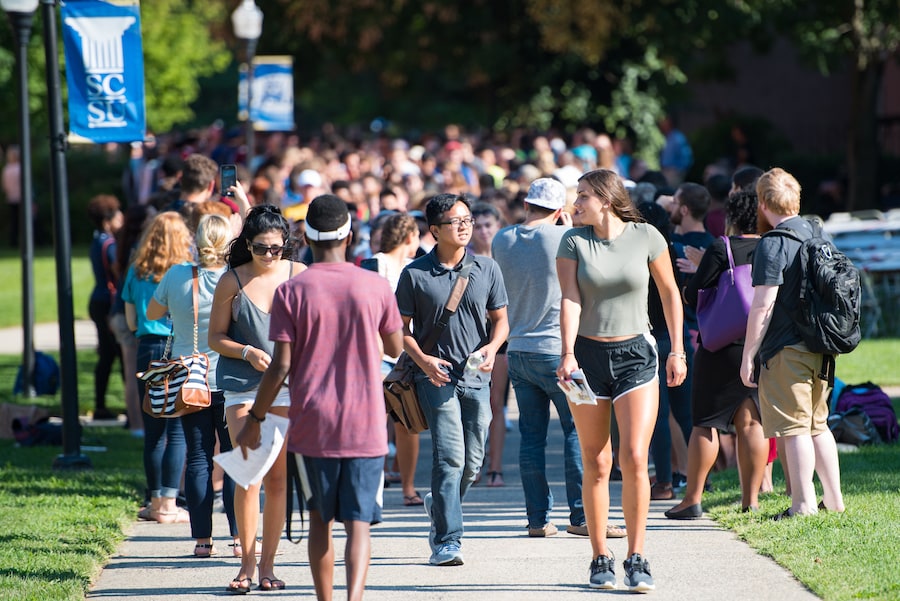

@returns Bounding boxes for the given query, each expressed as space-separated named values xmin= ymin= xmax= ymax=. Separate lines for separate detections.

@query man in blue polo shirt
xmin=395 ymin=193 xmax=509 ymax=566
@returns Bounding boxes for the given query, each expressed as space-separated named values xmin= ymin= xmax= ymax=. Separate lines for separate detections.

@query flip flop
xmin=606 ymin=524 xmax=627 ymax=538
xmin=193 ymin=543 xmax=217 ymax=558
xmin=258 ymin=576 xmax=286 ymax=591
xmin=226 ymin=577 xmax=252 ymax=595
xmin=154 ymin=508 xmax=190 ymax=524
xmin=403 ymin=493 xmax=424 ymax=506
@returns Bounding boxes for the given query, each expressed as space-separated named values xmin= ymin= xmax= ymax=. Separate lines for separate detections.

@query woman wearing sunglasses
xmin=209 ymin=204 xmax=306 ymax=593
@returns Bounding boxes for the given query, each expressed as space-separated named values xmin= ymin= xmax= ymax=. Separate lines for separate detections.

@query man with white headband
xmin=395 ymin=193 xmax=509 ymax=566
xmin=238 ymin=194 xmax=404 ymax=601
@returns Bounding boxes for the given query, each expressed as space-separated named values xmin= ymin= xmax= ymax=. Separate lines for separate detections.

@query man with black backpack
xmin=740 ymin=168 xmax=847 ymax=519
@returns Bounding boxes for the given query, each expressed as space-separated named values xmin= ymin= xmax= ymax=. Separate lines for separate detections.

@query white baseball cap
xmin=523 ymin=178 xmax=567 ymax=210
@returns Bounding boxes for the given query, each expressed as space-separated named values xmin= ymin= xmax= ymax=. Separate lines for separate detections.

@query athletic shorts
xmin=224 ymin=385 xmax=291 ymax=409
xmin=301 ymin=455 xmax=384 ymax=524
xmin=758 ymin=344 xmax=829 ymax=438
xmin=575 ymin=333 xmax=659 ymax=403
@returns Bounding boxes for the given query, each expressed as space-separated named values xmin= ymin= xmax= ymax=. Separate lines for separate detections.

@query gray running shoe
xmin=589 ymin=553 xmax=616 ymax=589
xmin=430 ymin=543 xmax=464 ymax=566
xmin=623 ymin=553 xmax=655 ymax=592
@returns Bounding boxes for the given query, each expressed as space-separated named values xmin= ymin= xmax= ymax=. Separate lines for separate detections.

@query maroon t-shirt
xmin=270 ymin=262 xmax=402 ymax=458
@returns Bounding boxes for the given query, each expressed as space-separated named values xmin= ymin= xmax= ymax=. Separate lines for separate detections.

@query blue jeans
xmin=417 ymin=378 xmax=491 ymax=548
xmin=137 ymin=335 xmax=186 ymax=499
xmin=650 ymin=331 xmax=693 ymax=485
xmin=182 ymin=391 xmax=238 ymax=539
xmin=508 ymin=351 xmax=585 ymax=529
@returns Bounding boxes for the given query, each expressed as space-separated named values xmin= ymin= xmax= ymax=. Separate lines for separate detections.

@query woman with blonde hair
xmin=209 ymin=205 xmax=305 ymax=592
xmin=147 ymin=214 xmax=239 ymax=557
xmin=122 ymin=211 xmax=194 ymax=524
xmin=556 ymin=169 xmax=686 ymax=592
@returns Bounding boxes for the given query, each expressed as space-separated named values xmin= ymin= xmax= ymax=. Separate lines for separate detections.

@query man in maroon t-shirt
xmin=238 ymin=194 xmax=403 ymax=601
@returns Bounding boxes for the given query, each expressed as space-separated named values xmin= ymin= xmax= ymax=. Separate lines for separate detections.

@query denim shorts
xmin=575 ymin=333 xmax=659 ymax=402
xmin=301 ymin=455 xmax=383 ymax=525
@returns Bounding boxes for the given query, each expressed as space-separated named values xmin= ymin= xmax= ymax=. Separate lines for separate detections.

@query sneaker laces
xmin=626 ymin=554 xmax=650 ymax=576
xmin=591 ymin=553 xmax=615 ymax=573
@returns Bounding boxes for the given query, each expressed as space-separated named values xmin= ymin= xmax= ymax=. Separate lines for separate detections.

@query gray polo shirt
xmin=396 ymin=249 xmax=508 ymax=387
xmin=492 ymin=223 xmax=568 ymax=355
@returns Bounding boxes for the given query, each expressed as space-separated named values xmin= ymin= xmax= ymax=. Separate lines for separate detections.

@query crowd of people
xmin=80 ymin=122 xmax=844 ymax=597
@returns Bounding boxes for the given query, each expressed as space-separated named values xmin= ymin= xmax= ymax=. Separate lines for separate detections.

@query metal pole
xmin=41 ymin=0 xmax=90 ymax=470
xmin=246 ymin=37 xmax=257 ymax=173
xmin=7 ymin=9 xmax=36 ymax=398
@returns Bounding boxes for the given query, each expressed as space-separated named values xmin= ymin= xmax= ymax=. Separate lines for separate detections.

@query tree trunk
xmin=846 ymin=60 xmax=883 ymax=211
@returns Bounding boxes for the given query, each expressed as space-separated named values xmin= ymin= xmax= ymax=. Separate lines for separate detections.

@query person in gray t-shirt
xmin=493 ymin=178 xmax=597 ymax=539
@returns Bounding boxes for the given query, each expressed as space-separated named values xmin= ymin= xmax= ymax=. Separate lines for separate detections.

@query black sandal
xmin=227 ymin=577 xmax=252 ymax=595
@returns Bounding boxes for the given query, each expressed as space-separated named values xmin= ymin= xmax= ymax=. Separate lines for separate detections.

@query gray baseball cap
xmin=523 ymin=177 xmax=567 ymax=210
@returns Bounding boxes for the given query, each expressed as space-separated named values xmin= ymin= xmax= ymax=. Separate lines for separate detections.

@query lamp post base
xmin=52 ymin=453 xmax=93 ymax=471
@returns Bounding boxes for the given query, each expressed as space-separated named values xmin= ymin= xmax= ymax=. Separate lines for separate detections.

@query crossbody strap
xmin=191 ymin=266 xmax=200 ymax=354
xmin=418 ymin=253 xmax=475 ymax=355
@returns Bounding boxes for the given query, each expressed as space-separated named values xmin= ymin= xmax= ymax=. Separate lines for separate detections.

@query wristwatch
xmin=247 ymin=409 xmax=266 ymax=423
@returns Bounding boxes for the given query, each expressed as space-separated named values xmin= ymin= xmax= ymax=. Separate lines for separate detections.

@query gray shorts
xmin=575 ymin=333 xmax=659 ymax=402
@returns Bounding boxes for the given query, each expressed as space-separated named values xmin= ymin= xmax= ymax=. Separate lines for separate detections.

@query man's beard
xmin=757 ymin=210 xmax=773 ymax=234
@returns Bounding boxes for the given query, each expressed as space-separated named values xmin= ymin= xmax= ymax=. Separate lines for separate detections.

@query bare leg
xmin=783 ymin=434 xmax=817 ymax=514
xmin=227 ymin=405 xmax=259 ymax=584
xmin=614 ymin=386 xmax=659 ymax=557
xmin=258 ymin=407 xmax=289 ymax=585
xmin=394 ymin=424 xmax=420 ymax=499
xmin=733 ymin=397 xmax=768 ymax=510
xmin=487 ymin=354 xmax=509 ymax=485
xmin=812 ymin=429 xmax=845 ymax=512
xmin=308 ymin=510 xmax=335 ymax=601
xmin=569 ymin=399 xmax=614 ymax=558
xmin=715 ymin=432 xmax=738 ymax=471
xmin=344 ymin=520 xmax=372 ymax=601
xmin=668 ymin=426 xmax=717 ymax=510
xmin=668 ymin=411 xmax=689 ymax=475
xmin=776 ymin=437 xmax=792 ymax=496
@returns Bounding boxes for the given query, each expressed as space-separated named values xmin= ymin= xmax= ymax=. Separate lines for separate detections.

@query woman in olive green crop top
xmin=556 ymin=169 xmax=686 ymax=591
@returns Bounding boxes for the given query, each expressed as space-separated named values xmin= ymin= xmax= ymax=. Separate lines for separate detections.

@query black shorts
xmin=574 ymin=333 xmax=659 ymax=402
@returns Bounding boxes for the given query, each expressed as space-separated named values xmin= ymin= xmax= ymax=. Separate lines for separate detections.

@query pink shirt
xmin=269 ymin=262 xmax=402 ymax=458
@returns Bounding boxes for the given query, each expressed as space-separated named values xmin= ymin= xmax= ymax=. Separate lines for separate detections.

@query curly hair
xmin=196 ymin=214 xmax=232 ymax=268
xmin=379 ymin=214 xmax=418 ymax=254
xmin=227 ymin=204 xmax=290 ymax=268
xmin=725 ymin=190 xmax=759 ymax=235
xmin=578 ymin=169 xmax=645 ymax=223
xmin=132 ymin=212 xmax=194 ymax=282
xmin=86 ymin=194 xmax=121 ymax=230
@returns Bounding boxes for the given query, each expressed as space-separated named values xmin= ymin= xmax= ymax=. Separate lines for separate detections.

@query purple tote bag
xmin=696 ymin=236 xmax=754 ymax=352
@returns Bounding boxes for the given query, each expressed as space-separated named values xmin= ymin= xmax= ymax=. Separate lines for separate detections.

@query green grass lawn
xmin=0 ymin=247 xmax=93 ymax=328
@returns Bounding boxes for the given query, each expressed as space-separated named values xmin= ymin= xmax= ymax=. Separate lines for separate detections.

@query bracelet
xmin=240 ymin=344 xmax=252 ymax=361
xmin=247 ymin=409 xmax=265 ymax=423
xmin=668 ymin=351 xmax=687 ymax=360
xmin=562 ymin=352 xmax=574 ymax=356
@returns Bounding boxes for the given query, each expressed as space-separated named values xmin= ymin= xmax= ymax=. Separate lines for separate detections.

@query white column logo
xmin=64 ymin=17 xmax=136 ymax=128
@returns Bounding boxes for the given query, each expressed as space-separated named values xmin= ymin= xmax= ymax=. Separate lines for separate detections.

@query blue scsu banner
xmin=239 ymin=56 xmax=295 ymax=132
xmin=61 ymin=0 xmax=146 ymax=143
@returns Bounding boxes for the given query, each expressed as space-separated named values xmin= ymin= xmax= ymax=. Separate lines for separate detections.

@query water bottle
xmin=465 ymin=351 xmax=484 ymax=372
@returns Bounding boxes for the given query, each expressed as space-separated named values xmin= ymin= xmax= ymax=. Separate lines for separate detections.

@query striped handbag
xmin=138 ymin=266 xmax=211 ymax=418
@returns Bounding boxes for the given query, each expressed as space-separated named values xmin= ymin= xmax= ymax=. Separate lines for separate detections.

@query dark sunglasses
xmin=248 ymin=242 xmax=285 ymax=256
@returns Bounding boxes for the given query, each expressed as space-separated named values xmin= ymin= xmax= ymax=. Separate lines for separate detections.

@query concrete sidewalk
xmin=87 ymin=422 xmax=817 ymax=600
xmin=0 ymin=320 xmax=98 ymax=355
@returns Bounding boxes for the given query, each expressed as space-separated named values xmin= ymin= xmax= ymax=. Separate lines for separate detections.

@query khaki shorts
xmin=758 ymin=344 xmax=829 ymax=438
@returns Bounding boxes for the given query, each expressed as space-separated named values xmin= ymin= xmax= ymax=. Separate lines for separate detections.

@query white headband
xmin=305 ymin=214 xmax=352 ymax=241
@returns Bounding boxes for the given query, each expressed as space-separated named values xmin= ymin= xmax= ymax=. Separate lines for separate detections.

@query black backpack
xmin=765 ymin=220 xmax=861 ymax=356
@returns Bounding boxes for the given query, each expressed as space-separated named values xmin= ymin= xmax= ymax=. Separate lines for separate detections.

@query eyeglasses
xmin=437 ymin=217 xmax=474 ymax=228
xmin=249 ymin=242 xmax=285 ymax=256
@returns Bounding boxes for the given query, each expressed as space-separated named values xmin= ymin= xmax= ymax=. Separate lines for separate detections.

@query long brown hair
xmin=132 ymin=212 xmax=194 ymax=282
xmin=578 ymin=169 xmax=644 ymax=223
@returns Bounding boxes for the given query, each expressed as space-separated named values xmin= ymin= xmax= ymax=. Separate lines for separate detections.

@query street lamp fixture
xmin=38 ymin=0 xmax=90 ymax=470
xmin=231 ymin=0 xmax=263 ymax=171
xmin=2 ymin=0 xmax=39 ymax=398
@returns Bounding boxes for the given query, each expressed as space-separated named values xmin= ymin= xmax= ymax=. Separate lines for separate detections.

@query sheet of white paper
xmin=213 ymin=414 xmax=289 ymax=490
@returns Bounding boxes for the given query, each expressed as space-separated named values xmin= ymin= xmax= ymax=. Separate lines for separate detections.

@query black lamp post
xmin=231 ymin=0 xmax=263 ymax=171
xmin=2 ymin=0 xmax=39 ymax=399
xmin=40 ymin=0 xmax=89 ymax=470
